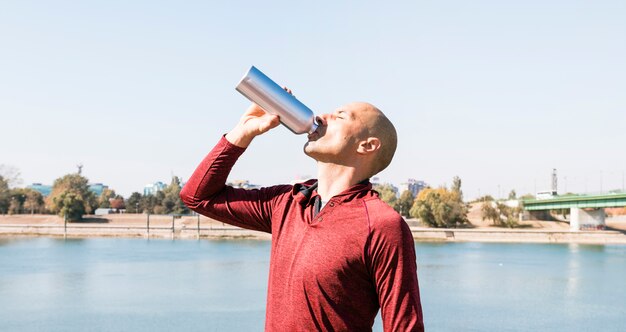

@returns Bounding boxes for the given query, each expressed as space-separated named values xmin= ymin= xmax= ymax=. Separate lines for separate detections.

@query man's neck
xmin=316 ymin=162 xmax=366 ymax=200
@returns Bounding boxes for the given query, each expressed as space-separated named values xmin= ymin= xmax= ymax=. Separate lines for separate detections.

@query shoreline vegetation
xmin=4 ymin=172 xmax=625 ymax=244
xmin=1 ymin=214 xmax=625 ymax=244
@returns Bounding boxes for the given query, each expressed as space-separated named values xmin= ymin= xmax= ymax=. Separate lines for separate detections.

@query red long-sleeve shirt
xmin=180 ymin=136 xmax=424 ymax=331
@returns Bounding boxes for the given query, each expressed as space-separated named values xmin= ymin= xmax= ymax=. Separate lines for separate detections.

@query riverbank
xmin=2 ymin=214 xmax=626 ymax=244
xmin=3 ymin=225 xmax=624 ymax=244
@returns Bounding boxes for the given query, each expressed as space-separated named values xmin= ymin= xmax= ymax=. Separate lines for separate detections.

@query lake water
xmin=0 ymin=237 xmax=625 ymax=331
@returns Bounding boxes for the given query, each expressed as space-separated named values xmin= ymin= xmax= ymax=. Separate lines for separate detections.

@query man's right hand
xmin=225 ymin=103 xmax=280 ymax=148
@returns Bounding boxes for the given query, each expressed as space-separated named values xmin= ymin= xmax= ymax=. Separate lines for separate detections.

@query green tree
xmin=126 ymin=192 xmax=143 ymax=213
xmin=410 ymin=186 xmax=468 ymax=228
xmin=0 ymin=176 xmax=9 ymax=214
xmin=8 ymin=188 xmax=28 ymax=214
xmin=396 ymin=190 xmax=414 ymax=217
xmin=60 ymin=192 xmax=88 ymax=221
xmin=47 ymin=174 xmax=97 ymax=221
xmin=141 ymin=193 xmax=161 ymax=214
xmin=374 ymin=183 xmax=398 ymax=209
xmin=481 ymin=201 xmax=519 ymax=228
xmin=161 ymin=176 xmax=188 ymax=214
xmin=481 ymin=202 xmax=500 ymax=225
xmin=508 ymin=190 xmax=517 ymax=200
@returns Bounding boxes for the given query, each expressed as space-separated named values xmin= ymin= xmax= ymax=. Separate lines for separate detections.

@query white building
xmin=229 ymin=180 xmax=261 ymax=190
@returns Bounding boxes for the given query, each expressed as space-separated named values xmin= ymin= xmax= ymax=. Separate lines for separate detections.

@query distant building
xmin=144 ymin=181 xmax=166 ymax=196
xmin=228 ymin=180 xmax=261 ymax=190
xmin=535 ymin=190 xmax=557 ymax=200
xmin=27 ymin=183 xmax=52 ymax=197
xmin=89 ymin=183 xmax=108 ymax=197
xmin=398 ymin=179 xmax=428 ymax=197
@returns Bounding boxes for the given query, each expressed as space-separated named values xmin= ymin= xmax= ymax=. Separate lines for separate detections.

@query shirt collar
xmin=292 ymin=179 xmax=372 ymax=204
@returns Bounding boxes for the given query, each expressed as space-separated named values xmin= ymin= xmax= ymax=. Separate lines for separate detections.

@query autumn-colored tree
xmin=47 ymin=173 xmax=97 ymax=221
xmin=23 ymin=188 xmax=45 ymax=214
xmin=97 ymin=188 xmax=117 ymax=208
xmin=410 ymin=186 xmax=468 ymax=228
xmin=110 ymin=195 xmax=125 ymax=210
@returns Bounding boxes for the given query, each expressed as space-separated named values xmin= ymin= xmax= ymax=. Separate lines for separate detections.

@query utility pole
xmin=552 ymin=168 xmax=558 ymax=194
xmin=600 ymin=171 xmax=603 ymax=193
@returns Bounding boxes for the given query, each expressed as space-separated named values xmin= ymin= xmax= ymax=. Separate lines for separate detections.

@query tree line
xmin=0 ymin=172 xmax=189 ymax=221
xmin=375 ymin=177 xmax=528 ymax=228
xmin=2 ymin=165 xmax=526 ymax=227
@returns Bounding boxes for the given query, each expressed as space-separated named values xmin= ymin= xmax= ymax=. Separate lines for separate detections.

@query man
xmin=180 ymin=100 xmax=424 ymax=331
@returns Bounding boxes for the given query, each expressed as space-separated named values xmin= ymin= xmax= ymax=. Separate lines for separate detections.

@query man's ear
xmin=356 ymin=137 xmax=381 ymax=155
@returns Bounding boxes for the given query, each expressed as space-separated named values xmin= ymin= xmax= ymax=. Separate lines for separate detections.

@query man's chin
xmin=303 ymin=143 xmax=318 ymax=159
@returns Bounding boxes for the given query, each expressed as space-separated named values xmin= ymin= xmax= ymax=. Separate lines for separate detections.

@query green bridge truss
xmin=523 ymin=193 xmax=626 ymax=211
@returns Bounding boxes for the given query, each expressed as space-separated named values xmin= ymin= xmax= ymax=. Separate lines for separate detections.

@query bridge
xmin=523 ymin=193 xmax=626 ymax=231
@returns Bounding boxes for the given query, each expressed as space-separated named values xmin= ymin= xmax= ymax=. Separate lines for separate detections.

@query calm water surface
xmin=0 ymin=237 xmax=624 ymax=331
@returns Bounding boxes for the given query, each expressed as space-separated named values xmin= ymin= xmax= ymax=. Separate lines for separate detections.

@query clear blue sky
xmin=1 ymin=0 xmax=625 ymax=199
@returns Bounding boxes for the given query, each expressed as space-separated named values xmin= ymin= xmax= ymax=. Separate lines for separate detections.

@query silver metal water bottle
xmin=236 ymin=66 xmax=318 ymax=135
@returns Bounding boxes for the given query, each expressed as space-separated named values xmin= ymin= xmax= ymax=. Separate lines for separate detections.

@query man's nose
xmin=316 ymin=114 xmax=331 ymax=126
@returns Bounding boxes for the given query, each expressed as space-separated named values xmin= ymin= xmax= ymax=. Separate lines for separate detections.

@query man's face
xmin=304 ymin=103 xmax=371 ymax=163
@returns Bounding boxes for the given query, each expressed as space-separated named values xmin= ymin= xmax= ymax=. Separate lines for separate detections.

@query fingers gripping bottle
xmin=236 ymin=66 xmax=319 ymax=135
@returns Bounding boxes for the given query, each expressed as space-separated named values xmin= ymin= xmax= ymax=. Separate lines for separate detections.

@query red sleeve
xmin=366 ymin=203 xmax=424 ymax=332
xmin=179 ymin=136 xmax=291 ymax=233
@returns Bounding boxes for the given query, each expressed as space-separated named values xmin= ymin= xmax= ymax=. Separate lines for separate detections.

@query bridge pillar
xmin=570 ymin=207 xmax=605 ymax=231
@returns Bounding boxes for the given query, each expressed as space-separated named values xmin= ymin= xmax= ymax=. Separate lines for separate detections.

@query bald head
xmin=348 ymin=102 xmax=398 ymax=177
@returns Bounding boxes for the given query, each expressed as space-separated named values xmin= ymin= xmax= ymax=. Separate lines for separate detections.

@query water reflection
xmin=565 ymin=243 xmax=581 ymax=298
